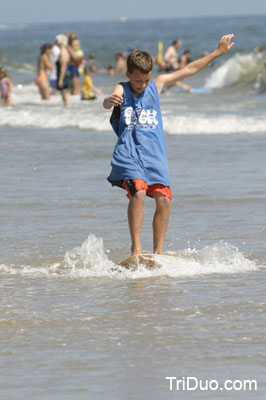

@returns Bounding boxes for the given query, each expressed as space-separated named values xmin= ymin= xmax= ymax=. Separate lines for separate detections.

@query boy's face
xmin=126 ymin=69 xmax=152 ymax=96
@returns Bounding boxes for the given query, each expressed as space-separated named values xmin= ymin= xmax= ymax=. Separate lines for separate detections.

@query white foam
xmin=1 ymin=85 xmax=266 ymax=134
xmin=0 ymin=79 xmax=265 ymax=134
xmin=164 ymin=114 xmax=266 ymax=135
xmin=63 ymin=234 xmax=117 ymax=277
xmin=205 ymin=52 xmax=266 ymax=88
xmin=0 ymin=85 xmax=110 ymax=131
xmin=0 ymin=235 xmax=261 ymax=280
xmin=0 ymin=23 xmax=28 ymax=31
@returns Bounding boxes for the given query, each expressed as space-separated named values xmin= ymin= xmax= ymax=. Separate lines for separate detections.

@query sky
xmin=1 ymin=0 xmax=266 ymax=24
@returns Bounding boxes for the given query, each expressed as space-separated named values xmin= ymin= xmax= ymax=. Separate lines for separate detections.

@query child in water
xmin=81 ymin=66 xmax=101 ymax=100
xmin=72 ymin=39 xmax=85 ymax=75
xmin=0 ymin=66 xmax=13 ymax=105
xmin=103 ymin=34 xmax=234 ymax=256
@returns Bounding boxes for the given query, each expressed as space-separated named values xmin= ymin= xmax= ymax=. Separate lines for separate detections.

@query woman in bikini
xmin=36 ymin=43 xmax=53 ymax=100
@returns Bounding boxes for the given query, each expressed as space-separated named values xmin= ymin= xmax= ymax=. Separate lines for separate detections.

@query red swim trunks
xmin=122 ymin=179 xmax=172 ymax=200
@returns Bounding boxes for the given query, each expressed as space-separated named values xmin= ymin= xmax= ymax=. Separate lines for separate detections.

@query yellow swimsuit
xmin=81 ymin=75 xmax=95 ymax=99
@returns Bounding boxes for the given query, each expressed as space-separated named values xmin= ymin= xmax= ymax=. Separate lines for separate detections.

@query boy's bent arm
xmin=154 ymin=34 xmax=234 ymax=94
xmin=103 ymin=84 xmax=124 ymax=109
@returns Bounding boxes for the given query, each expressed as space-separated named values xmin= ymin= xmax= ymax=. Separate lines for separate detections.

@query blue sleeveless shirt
xmin=107 ymin=79 xmax=170 ymax=187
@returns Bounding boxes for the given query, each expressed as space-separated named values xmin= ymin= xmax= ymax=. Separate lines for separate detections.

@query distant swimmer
xmin=108 ymin=51 xmax=127 ymax=76
xmin=253 ymin=46 xmax=264 ymax=54
xmin=67 ymin=33 xmax=84 ymax=95
xmin=178 ymin=49 xmax=192 ymax=69
xmin=0 ymin=66 xmax=13 ymax=105
xmin=163 ymin=39 xmax=182 ymax=71
xmin=87 ymin=53 xmax=99 ymax=73
xmin=72 ymin=39 xmax=85 ymax=75
xmin=50 ymin=36 xmax=61 ymax=94
xmin=254 ymin=62 xmax=266 ymax=94
xmin=164 ymin=49 xmax=192 ymax=92
xmin=164 ymin=80 xmax=192 ymax=93
xmin=36 ymin=43 xmax=53 ymax=100
xmin=56 ymin=34 xmax=71 ymax=107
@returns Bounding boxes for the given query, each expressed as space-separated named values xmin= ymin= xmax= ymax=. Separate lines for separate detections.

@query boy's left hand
xmin=217 ymin=34 xmax=235 ymax=55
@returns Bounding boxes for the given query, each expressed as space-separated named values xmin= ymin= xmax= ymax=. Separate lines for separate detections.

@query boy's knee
xmin=132 ymin=189 xmax=146 ymax=202
xmin=155 ymin=194 xmax=171 ymax=209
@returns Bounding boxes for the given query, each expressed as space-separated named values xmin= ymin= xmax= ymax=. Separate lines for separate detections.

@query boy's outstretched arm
xmin=154 ymin=34 xmax=235 ymax=94
xmin=103 ymin=84 xmax=124 ymax=109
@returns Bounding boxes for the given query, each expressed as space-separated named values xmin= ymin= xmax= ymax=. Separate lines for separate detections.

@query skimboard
xmin=119 ymin=253 xmax=179 ymax=269
xmin=173 ymin=87 xmax=213 ymax=94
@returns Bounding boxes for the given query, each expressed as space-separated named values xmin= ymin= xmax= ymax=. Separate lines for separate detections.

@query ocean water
xmin=1 ymin=15 xmax=266 ymax=399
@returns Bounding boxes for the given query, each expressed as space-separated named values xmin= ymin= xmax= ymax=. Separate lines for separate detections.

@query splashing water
xmin=204 ymin=52 xmax=266 ymax=88
xmin=0 ymin=235 xmax=261 ymax=280
xmin=64 ymin=234 xmax=116 ymax=277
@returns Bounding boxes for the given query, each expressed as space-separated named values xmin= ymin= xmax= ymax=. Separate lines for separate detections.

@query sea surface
xmin=0 ymin=15 xmax=266 ymax=399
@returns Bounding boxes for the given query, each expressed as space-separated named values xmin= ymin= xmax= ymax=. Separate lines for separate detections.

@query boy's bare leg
xmin=128 ymin=189 xmax=146 ymax=255
xmin=153 ymin=193 xmax=171 ymax=254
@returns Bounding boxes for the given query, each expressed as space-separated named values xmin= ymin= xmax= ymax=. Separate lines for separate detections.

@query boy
xmin=103 ymin=34 xmax=234 ymax=256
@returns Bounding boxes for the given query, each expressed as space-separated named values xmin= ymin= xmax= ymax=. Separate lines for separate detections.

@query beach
xmin=1 ymin=15 xmax=266 ymax=399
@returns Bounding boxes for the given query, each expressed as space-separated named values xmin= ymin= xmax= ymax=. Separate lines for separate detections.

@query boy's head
xmin=126 ymin=50 xmax=153 ymax=95
xmin=127 ymin=50 xmax=153 ymax=74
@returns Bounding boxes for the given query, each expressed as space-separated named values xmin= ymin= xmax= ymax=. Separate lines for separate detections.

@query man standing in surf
xmin=103 ymin=34 xmax=234 ymax=256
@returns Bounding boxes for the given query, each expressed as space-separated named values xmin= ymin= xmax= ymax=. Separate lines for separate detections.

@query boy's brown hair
xmin=127 ymin=50 xmax=153 ymax=74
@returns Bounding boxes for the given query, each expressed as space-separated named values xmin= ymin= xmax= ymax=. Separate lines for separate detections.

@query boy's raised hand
xmin=217 ymin=34 xmax=235 ymax=55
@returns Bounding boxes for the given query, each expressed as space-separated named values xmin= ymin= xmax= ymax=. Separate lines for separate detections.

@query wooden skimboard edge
xmin=119 ymin=253 xmax=155 ymax=269
xmin=119 ymin=253 xmax=178 ymax=269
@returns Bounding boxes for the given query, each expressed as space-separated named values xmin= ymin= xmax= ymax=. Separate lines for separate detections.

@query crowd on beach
xmin=35 ymin=32 xmax=103 ymax=108
xmin=0 ymin=33 xmax=195 ymax=107
xmin=0 ymin=32 xmax=265 ymax=107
